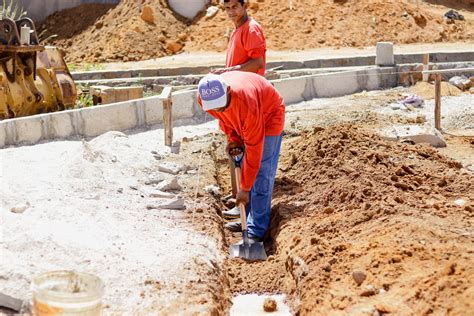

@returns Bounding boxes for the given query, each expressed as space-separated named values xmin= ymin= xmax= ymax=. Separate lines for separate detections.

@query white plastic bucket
xmin=31 ymin=271 xmax=104 ymax=316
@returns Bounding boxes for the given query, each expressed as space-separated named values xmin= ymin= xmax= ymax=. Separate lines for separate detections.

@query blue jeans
xmin=246 ymin=134 xmax=283 ymax=238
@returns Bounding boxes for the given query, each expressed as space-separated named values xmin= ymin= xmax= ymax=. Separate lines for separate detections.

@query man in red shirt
xmin=198 ymin=72 xmax=285 ymax=242
xmin=212 ymin=0 xmax=266 ymax=76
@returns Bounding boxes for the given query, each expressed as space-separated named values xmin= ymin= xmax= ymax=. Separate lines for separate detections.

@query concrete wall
xmin=0 ymin=91 xmax=200 ymax=147
xmin=0 ymin=68 xmax=399 ymax=148
xmin=273 ymin=67 xmax=397 ymax=104
xmin=20 ymin=0 xmax=119 ymax=21
xmin=72 ymin=51 xmax=474 ymax=81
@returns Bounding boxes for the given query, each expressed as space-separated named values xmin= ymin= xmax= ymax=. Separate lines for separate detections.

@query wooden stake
xmin=434 ymin=73 xmax=441 ymax=131
xmin=159 ymin=86 xmax=173 ymax=146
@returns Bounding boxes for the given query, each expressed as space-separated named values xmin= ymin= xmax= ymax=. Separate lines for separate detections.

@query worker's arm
xmin=212 ymin=57 xmax=265 ymax=75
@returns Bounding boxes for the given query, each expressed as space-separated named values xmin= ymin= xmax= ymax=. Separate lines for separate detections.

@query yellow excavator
xmin=0 ymin=17 xmax=77 ymax=119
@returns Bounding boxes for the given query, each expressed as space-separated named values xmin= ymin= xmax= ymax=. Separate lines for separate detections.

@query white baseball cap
xmin=198 ymin=74 xmax=228 ymax=111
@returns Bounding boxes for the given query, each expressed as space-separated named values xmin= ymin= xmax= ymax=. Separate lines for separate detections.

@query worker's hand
xmin=226 ymin=142 xmax=243 ymax=158
xmin=236 ymin=189 xmax=250 ymax=206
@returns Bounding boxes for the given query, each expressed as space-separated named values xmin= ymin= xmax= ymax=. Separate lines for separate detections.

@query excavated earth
xmin=2 ymin=89 xmax=473 ymax=314
xmin=182 ymin=123 xmax=474 ymax=315
xmin=37 ymin=0 xmax=474 ymax=63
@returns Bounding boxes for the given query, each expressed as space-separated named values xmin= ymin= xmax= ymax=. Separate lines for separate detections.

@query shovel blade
xmin=230 ymin=241 xmax=267 ymax=261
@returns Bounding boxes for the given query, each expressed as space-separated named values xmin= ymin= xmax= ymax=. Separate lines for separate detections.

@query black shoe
xmin=248 ymin=234 xmax=264 ymax=243
xmin=224 ymin=221 xmax=242 ymax=232
xmin=222 ymin=206 xmax=240 ymax=219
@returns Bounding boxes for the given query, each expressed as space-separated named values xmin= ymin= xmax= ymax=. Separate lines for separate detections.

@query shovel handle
xmin=234 ymin=166 xmax=248 ymax=232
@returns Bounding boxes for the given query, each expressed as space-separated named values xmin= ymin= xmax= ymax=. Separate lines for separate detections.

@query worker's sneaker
xmin=222 ymin=206 xmax=240 ymax=219
xmin=248 ymin=234 xmax=264 ymax=243
xmin=224 ymin=221 xmax=242 ymax=232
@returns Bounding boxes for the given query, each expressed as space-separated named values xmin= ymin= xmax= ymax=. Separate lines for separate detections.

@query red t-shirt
xmin=198 ymin=71 xmax=285 ymax=191
xmin=226 ymin=18 xmax=266 ymax=76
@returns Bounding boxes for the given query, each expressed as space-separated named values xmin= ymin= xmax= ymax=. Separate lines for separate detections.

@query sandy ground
xmin=1 ymin=89 xmax=473 ymax=314
xmin=0 ymin=122 xmax=230 ymax=314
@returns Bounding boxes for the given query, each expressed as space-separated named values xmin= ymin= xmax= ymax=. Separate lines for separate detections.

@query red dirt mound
xmin=223 ymin=125 xmax=473 ymax=314
xmin=37 ymin=0 xmax=474 ymax=64
xmin=187 ymin=0 xmax=474 ymax=52
xmin=38 ymin=0 xmax=188 ymax=63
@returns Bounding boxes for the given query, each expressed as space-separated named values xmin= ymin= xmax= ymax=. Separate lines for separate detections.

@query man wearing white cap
xmin=198 ymin=72 xmax=285 ymax=241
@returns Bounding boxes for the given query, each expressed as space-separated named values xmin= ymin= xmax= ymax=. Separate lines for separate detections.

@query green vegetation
xmin=80 ymin=63 xmax=106 ymax=72
xmin=67 ymin=63 xmax=77 ymax=72
xmin=0 ymin=0 xmax=27 ymax=20
xmin=76 ymin=94 xmax=93 ymax=108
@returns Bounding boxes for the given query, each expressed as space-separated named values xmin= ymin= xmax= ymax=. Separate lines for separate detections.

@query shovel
xmin=229 ymin=152 xmax=267 ymax=261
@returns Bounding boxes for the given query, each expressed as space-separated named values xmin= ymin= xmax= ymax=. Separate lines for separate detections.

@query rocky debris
xmin=152 ymin=151 xmax=165 ymax=160
xmin=141 ymin=5 xmax=155 ymax=24
xmin=352 ymin=270 xmax=367 ymax=286
xmin=158 ymin=162 xmax=185 ymax=175
xmin=263 ymin=297 xmax=278 ymax=312
xmin=146 ymin=198 xmax=185 ymax=210
xmin=360 ymin=285 xmax=378 ymax=297
xmin=449 ymin=76 xmax=471 ymax=91
xmin=206 ymin=6 xmax=219 ymax=19
xmin=145 ymin=175 xmax=165 ymax=185
xmin=204 ymin=185 xmax=220 ymax=195
xmin=157 ymin=177 xmax=183 ymax=192
xmin=10 ymin=202 xmax=30 ymax=214
xmin=166 ymin=41 xmax=184 ymax=54
xmin=378 ymin=125 xmax=447 ymax=148
xmin=444 ymin=10 xmax=465 ymax=21
xmin=149 ymin=190 xmax=176 ymax=199
xmin=0 ymin=293 xmax=23 ymax=313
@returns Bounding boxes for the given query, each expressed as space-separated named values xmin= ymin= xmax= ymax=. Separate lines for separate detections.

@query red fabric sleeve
xmin=243 ymin=25 xmax=266 ymax=59
xmin=239 ymin=99 xmax=265 ymax=191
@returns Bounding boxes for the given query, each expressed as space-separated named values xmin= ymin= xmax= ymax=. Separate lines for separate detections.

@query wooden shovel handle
xmin=234 ymin=166 xmax=248 ymax=231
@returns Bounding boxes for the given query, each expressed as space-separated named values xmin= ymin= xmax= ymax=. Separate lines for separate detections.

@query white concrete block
xmin=0 ymin=121 xmax=6 ymax=147
xmin=81 ymin=102 xmax=138 ymax=137
xmin=143 ymin=97 xmax=163 ymax=125
xmin=41 ymin=112 xmax=75 ymax=139
xmin=366 ymin=70 xmax=382 ymax=90
xmin=172 ymin=90 xmax=197 ymax=120
xmin=313 ymin=73 xmax=359 ymax=98
xmin=14 ymin=116 xmax=43 ymax=145
xmin=376 ymin=42 xmax=395 ymax=66
xmin=273 ymin=77 xmax=307 ymax=105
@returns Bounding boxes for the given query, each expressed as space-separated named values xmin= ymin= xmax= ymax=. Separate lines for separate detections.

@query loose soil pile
xmin=210 ymin=124 xmax=473 ymax=314
xmin=38 ymin=0 xmax=188 ymax=63
xmin=37 ymin=0 xmax=474 ymax=63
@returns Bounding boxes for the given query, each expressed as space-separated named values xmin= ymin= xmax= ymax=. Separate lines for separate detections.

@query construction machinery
xmin=0 ymin=17 xmax=76 ymax=119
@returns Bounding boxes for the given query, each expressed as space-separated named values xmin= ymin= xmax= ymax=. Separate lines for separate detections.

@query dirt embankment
xmin=37 ymin=0 xmax=474 ymax=64
xmin=38 ymin=0 xmax=188 ymax=63
xmin=207 ymin=124 xmax=473 ymax=314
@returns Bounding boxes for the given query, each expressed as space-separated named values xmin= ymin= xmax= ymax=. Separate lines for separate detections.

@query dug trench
xmin=180 ymin=124 xmax=473 ymax=315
